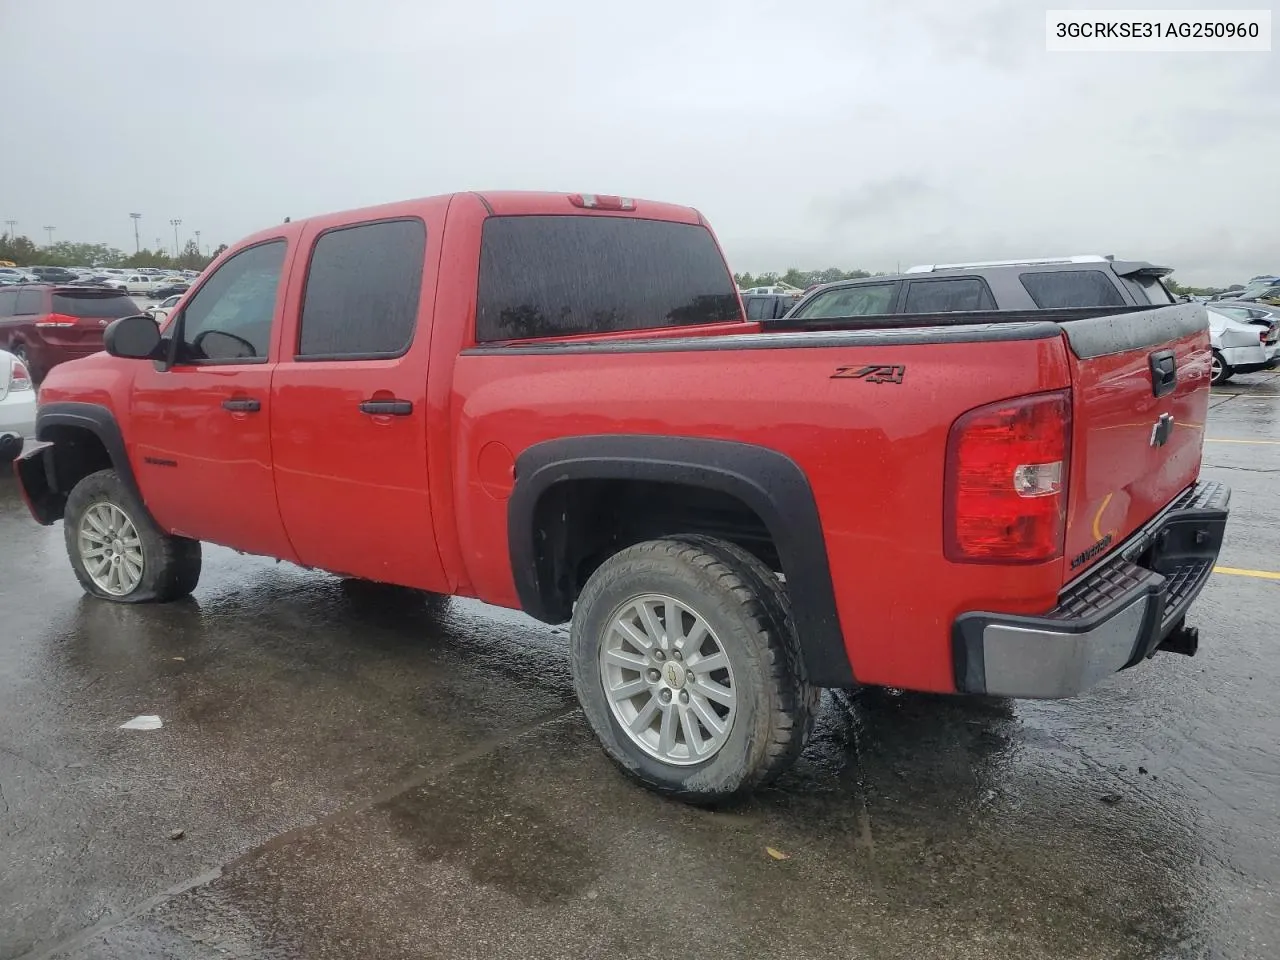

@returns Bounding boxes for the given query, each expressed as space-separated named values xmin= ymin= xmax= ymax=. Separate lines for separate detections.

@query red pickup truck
xmin=14 ymin=191 xmax=1229 ymax=802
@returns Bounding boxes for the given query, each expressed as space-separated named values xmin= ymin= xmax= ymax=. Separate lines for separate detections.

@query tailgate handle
xmin=1149 ymin=349 xmax=1177 ymax=398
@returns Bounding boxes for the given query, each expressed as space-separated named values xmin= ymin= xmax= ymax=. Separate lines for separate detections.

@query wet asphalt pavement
xmin=2 ymin=372 xmax=1278 ymax=960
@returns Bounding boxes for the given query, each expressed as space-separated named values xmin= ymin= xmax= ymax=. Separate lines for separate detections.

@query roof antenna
xmin=284 ymin=216 xmax=291 ymax=223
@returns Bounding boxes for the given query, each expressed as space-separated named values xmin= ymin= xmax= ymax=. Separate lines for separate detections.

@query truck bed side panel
xmin=451 ymin=328 xmax=1072 ymax=693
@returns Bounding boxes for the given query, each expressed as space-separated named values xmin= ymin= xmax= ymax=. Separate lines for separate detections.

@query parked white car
xmin=145 ymin=293 xmax=184 ymax=324
xmin=0 ymin=348 xmax=36 ymax=464
xmin=1209 ymin=307 xmax=1280 ymax=384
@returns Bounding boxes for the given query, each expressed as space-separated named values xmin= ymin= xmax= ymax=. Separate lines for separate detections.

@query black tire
xmin=570 ymin=537 xmax=819 ymax=804
xmin=64 ymin=468 xmax=201 ymax=603
xmin=1211 ymin=350 xmax=1233 ymax=385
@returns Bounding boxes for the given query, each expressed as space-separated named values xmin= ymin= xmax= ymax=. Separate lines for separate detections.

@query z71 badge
xmin=831 ymin=364 xmax=906 ymax=384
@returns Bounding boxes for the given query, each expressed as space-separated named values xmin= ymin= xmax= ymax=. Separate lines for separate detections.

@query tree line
xmin=733 ymin=267 xmax=875 ymax=290
xmin=0 ymin=234 xmax=228 ymax=272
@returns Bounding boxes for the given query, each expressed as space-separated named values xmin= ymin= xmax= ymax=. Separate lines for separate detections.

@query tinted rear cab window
xmin=476 ymin=216 xmax=740 ymax=342
xmin=1019 ymin=270 xmax=1125 ymax=308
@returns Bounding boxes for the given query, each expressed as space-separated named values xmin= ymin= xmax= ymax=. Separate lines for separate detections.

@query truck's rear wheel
xmin=570 ymin=537 xmax=817 ymax=804
xmin=64 ymin=469 xmax=201 ymax=603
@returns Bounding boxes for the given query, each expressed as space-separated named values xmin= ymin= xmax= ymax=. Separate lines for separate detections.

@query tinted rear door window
xmin=744 ymin=297 xmax=769 ymax=321
xmin=297 ymin=218 xmax=426 ymax=359
xmin=791 ymin=282 xmax=899 ymax=320
xmin=903 ymin=278 xmax=995 ymax=312
xmin=52 ymin=293 xmax=138 ymax=317
xmin=475 ymin=216 xmax=740 ymax=342
xmin=1019 ymin=270 xmax=1125 ymax=308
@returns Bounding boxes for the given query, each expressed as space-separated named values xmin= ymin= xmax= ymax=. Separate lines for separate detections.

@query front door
xmin=128 ymin=237 xmax=298 ymax=561
xmin=269 ymin=210 xmax=449 ymax=591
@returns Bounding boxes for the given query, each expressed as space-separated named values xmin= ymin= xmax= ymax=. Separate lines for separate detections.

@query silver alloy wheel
xmin=599 ymin=594 xmax=737 ymax=766
xmin=78 ymin=501 xmax=144 ymax=596
xmin=1211 ymin=353 xmax=1224 ymax=383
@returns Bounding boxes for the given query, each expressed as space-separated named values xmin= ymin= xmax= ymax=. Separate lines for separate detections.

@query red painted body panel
xmin=449 ymin=337 xmax=1073 ymax=693
xmin=29 ymin=190 xmax=1214 ymax=697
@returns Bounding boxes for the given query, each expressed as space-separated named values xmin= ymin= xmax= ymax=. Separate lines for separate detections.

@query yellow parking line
xmin=1204 ymin=438 xmax=1280 ymax=445
xmin=1215 ymin=567 xmax=1280 ymax=581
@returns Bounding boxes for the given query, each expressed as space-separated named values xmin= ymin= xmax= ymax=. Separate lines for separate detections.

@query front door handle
xmin=222 ymin=397 xmax=261 ymax=413
xmin=359 ymin=399 xmax=413 ymax=416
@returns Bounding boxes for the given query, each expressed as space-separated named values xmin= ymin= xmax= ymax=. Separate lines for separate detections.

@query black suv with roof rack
xmin=780 ymin=255 xmax=1176 ymax=322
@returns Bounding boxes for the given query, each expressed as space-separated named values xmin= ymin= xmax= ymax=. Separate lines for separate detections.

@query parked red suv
xmin=0 ymin=284 xmax=140 ymax=381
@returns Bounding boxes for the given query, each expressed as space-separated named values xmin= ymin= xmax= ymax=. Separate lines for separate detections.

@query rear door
xmin=1059 ymin=302 xmax=1210 ymax=578
xmin=269 ymin=204 xmax=451 ymax=591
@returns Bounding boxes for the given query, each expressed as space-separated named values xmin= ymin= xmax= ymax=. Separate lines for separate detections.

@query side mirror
xmin=104 ymin=314 xmax=162 ymax=360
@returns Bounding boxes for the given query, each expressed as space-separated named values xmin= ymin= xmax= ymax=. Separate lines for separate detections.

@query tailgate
xmin=1060 ymin=303 xmax=1210 ymax=578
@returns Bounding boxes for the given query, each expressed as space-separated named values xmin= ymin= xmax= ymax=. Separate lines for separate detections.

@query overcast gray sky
xmin=3 ymin=0 xmax=1276 ymax=285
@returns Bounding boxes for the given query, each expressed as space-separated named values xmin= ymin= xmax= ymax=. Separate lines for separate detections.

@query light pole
xmin=170 ymin=218 xmax=182 ymax=258
xmin=130 ymin=213 xmax=142 ymax=253
xmin=43 ymin=225 xmax=55 ymax=246
xmin=194 ymin=230 xmax=201 ymax=256
xmin=3 ymin=220 xmax=15 ymax=241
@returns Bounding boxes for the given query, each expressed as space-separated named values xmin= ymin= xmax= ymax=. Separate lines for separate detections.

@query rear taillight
xmin=944 ymin=390 xmax=1071 ymax=564
xmin=10 ymin=358 xmax=32 ymax=392
xmin=35 ymin=313 xmax=77 ymax=328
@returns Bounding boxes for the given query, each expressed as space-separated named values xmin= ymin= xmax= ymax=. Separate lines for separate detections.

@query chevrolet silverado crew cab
xmin=15 ymin=191 xmax=1229 ymax=803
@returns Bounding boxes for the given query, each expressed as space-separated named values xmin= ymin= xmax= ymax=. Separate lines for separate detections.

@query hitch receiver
xmin=1158 ymin=621 xmax=1199 ymax=658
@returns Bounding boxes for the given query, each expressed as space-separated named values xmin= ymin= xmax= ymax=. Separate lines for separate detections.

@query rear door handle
xmin=359 ymin=399 xmax=413 ymax=416
xmin=221 ymin=397 xmax=261 ymax=413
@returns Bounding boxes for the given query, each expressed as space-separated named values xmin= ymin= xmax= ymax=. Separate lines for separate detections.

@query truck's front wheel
xmin=64 ymin=469 xmax=202 ymax=603
xmin=570 ymin=537 xmax=818 ymax=804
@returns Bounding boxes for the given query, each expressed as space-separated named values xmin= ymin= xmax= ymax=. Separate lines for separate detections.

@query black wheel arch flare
xmin=28 ymin=401 xmax=146 ymax=521
xmin=507 ymin=434 xmax=856 ymax=688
